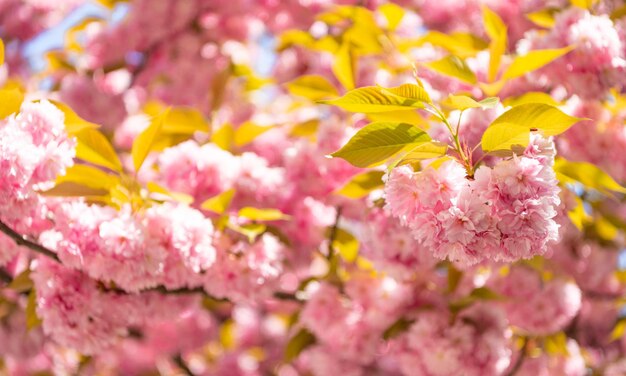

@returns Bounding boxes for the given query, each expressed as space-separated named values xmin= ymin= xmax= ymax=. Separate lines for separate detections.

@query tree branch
xmin=0 ymin=220 xmax=60 ymax=262
xmin=506 ymin=337 xmax=528 ymax=376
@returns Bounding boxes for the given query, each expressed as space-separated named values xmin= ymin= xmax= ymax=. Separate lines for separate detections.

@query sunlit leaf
xmin=75 ymin=128 xmax=123 ymax=172
xmin=490 ymin=103 xmax=582 ymax=136
xmin=132 ymin=109 xmax=168 ymax=172
xmin=383 ymin=318 xmax=415 ymax=340
xmin=0 ymin=88 xmax=24 ymax=119
xmin=227 ymin=222 xmax=267 ymax=243
xmin=481 ymin=123 xmax=530 ymax=153
xmin=422 ymin=55 xmax=477 ymax=85
xmin=443 ymin=95 xmax=499 ymax=110
xmin=502 ymin=92 xmax=561 ymax=107
xmin=367 ymin=110 xmax=429 ymax=130
xmin=399 ymin=141 xmax=449 ymax=163
xmin=411 ymin=31 xmax=488 ymax=58
xmin=335 ymin=170 xmax=385 ymax=199
xmin=610 ymin=319 xmax=626 ymax=341
xmin=483 ymin=6 xmax=507 ymax=82
xmin=289 ymin=119 xmax=319 ymax=140
xmin=212 ymin=123 xmax=235 ymax=151
xmin=526 ymin=9 xmax=557 ymax=28
xmin=503 ymin=47 xmax=573 ymax=80
xmin=0 ymin=39 xmax=4 ymax=66
xmin=320 ymin=86 xmax=428 ymax=113
xmin=567 ymin=195 xmax=590 ymax=231
xmin=570 ymin=0 xmax=598 ymax=9
xmin=234 ymin=121 xmax=271 ymax=147
xmin=378 ymin=3 xmax=405 ymax=30
xmin=554 ymin=158 xmax=626 ymax=195
xmin=332 ymin=42 xmax=356 ymax=90
xmin=49 ymin=100 xmax=100 ymax=134
xmin=330 ymin=122 xmax=431 ymax=168
xmin=332 ymin=228 xmax=359 ymax=262
xmin=238 ymin=207 xmax=291 ymax=221
xmin=55 ymin=164 xmax=119 ymax=190
xmin=146 ymin=181 xmax=194 ymax=205
xmin=26 ymin=290 xmax=42 ymax=331
xmin=201 ymin=189 xmax=235 ymax=215
xmin=285 ymin=75 xmax=339 ymax=101
xmin=379 ymin=83 xmax=431 ymax=104
xmin=8 ymin=270 xmax=32 ymax=293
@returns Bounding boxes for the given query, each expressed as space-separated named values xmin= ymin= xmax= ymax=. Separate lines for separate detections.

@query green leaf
xmin=502 ymin=92 xmax=560 ymax=107
xmin=332 ymin=42 xmax=356 ymax=90
xmin=238 ymin=207 xmax=291 ymax=221
xmin=330 ymin=122 xmax=431 ymax=168
xmin=0 ymin=38 xmax=4 ymax=66
xmin=481 ymin=123 xmax=530 ymax=153
xmin=483 ymin=6 xmax=507 ymax=82
xmin=332 ymin=228 xmax=359 ymax=262
xmin=422 ymin=55 xmax=477 ymax=85
xmin=320 ymin=85 xmax=428 ymax=113
xmin=284 ymin=329 xmax=316 ymax=362
xmin=74 ymin=129 xmax=123 ymax=172
xmin=447 ymin=264 xmax=463 ymax=293
xmin=132 ymin=109 xmax=168 ymax=172
xmin=26 ymin=290 xmax=42 ymax=331
xmin=201 ymin=189 xmax=235 ymax=214
xmin=335 ymin=170 xmax=385 ymax=199
xmin=503 ymin=47 xmax=573 ymax=80
xmin=285 ymin=75 xmax=339 ymax=101
xmin=0 ymin=88 xmax=24 ymax=119
xmin=383 ymin=318 xmax=415 ymax=340
xmin=491 ymin=103 xmax=582 ymax=136
xmin=554 ymin=158 xmax=626 ymax=195
xmin=412 ymin=31 xmax=488 ymax=58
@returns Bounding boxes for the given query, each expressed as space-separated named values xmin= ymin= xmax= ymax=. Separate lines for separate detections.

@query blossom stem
xmin=506 ymin=337 xmax=528 ymax=376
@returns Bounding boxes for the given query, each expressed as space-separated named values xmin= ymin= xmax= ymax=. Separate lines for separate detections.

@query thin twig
xmin=506 ymin=337 xmax=528 ymax=376
xmin=0 ymin=267 xmax=12 ymax=284
xmin=0 ymin=220 xmax=60 ymax=262
xmin=173 ymin=354 xmax=194 ymax=376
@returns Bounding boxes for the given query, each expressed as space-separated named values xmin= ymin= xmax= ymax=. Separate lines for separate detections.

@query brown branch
xmin=0 ymin=220 xmax=60 ymax=262
xmin=506 ymin=337 xmax=528 ymax=376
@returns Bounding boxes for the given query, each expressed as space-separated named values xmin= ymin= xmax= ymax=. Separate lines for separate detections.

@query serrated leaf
xmin=383 ymin=318 xmax=415 ymax=340
xmin=238 ymin=207 xmax=291 ymax=221
xmin=234 ymin=121 xmax=271 ymax=147
xmin=320 ymin=86 xmax=427 ymax=113
xmin=284 ymin=329 xmax=316 ymax=362
xmin=380 ymin=83 xmax=431 ymax=104
xmin=285 ymin=75 xmax=339 ymax=101
xmin=491 ymin=103 xmax=582 ymax=136
xmin=26 ymin=290 xmax=42 ymax=330
xmin=332 ymin=42 xmax=356 ymax=90
xmin=330 ymin=122 xmax=431 ymax=168
xmin=332 ymin=228 xmax=359 ymax=262
xmin=132 ymin=109 xmax=168 ymax=172
xmin=74 ymin=129 xmax=123 ymax=172
xmin=399 ymin=141 xmax=448 ymax=163
xmin=503 ymin=47 xmax=573 ymax=80
xmin=0 ymin=88 xmax=24 ymax=119
xmin=201 ymin=189 xmax=235 ymax=214
xmin=422 ymin=55 xmax=477 ymax=85
xmin=483 ymin=6 xmax=507 ymax=82
xmin=335 ymin=170 xmax=385 ymax=199
xmin=554 ymin=158 xmax=626 ymax=196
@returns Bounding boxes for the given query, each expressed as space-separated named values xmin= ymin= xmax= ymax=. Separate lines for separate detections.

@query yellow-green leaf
xmin=238 ymin=207 xmax=291 ymax=221
xmin=8 ymin=270 xmax=32 ymax=293
xmin=234 ymin=121 xmax=271 ymax=147
xmin=481 ymin=123 xmax=530 ymax=153
xmin=483 ymin=6 xmax=507 ymax=82
xmin=554 ymin=158 xmax=626 ymax=195
xmin=332 ymin=42 xmax=356 ymax=90
xmin=285 ymin=75 xmax=339 ymax=101
xmin=320 ymin=86 xmax=427 ymax=113
xmin=503 ymin=47 xmax=573 ymax=80
xmin=49 ymin=100 xmax=100 ymax=134
xmin=411 ymin=31 xmax=488 ymax=58
xmin=56 ymin=164 xmax=119 ymax=190
xmin=332 ymin=228 xmax=359 ymax=262
xmin=132 ymin=109 xmax=168 ymax=172
xmin=330 ymin=122 xmax=431 ymax=168
xmin=26 ymin=290 xmax=42 ymax=331
xmin=422 ymin=55 xmax=477 ymax=85
xmin=75 ymin=128 xmax=123 ymax=172
xmin=443 ymin=95 xmax=499 ymax=111
xmin=570 ymin=0 xmax=598 ymax=9
xmin=144 ymin=103 xmax=208 ymax=135
xmin=610 ymin=319 xmax=626 ymax=341
xmin=0 ymin=39 xmax=4 ymax=66
xmin=526 ymin=9 xmax=557 ymax=28
xmin=227 ymin=222 xmax=267 ymax=243
xmin=380 ymin=83 xmax=431 ymax=104
xmin=378 ymin=3 xmax=405 ymax=30
xmin=567 ymin=195 xmax=590 ymax=230
xmin=146 ymin=181 xmax=194 ymax=205
xmin=502 ymin=92 xmax=560 ymax=107
xmin=367 ymin=110 xmax=429 ymax=130
xmin=290 ymin=119 xmax=319 ymax=140
xmin=335 ymin=170 xmax=385 ymax=199
xmin=491 ymin=103 xmax=582 ymax=136
xmin=39 ymin=182 xmax=110 ymax=197
xmin=0 ymin=88 xmax=24 ymax=119
xmin=399 ymin=141 xmax=448 ymax=163
xmin=284 ymin=329 xmax=316 ymax=362
xmin=212 ymin=123 xmax=235 ymax=151
xmin=201 ymin=189 xmax=235 ymax=214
